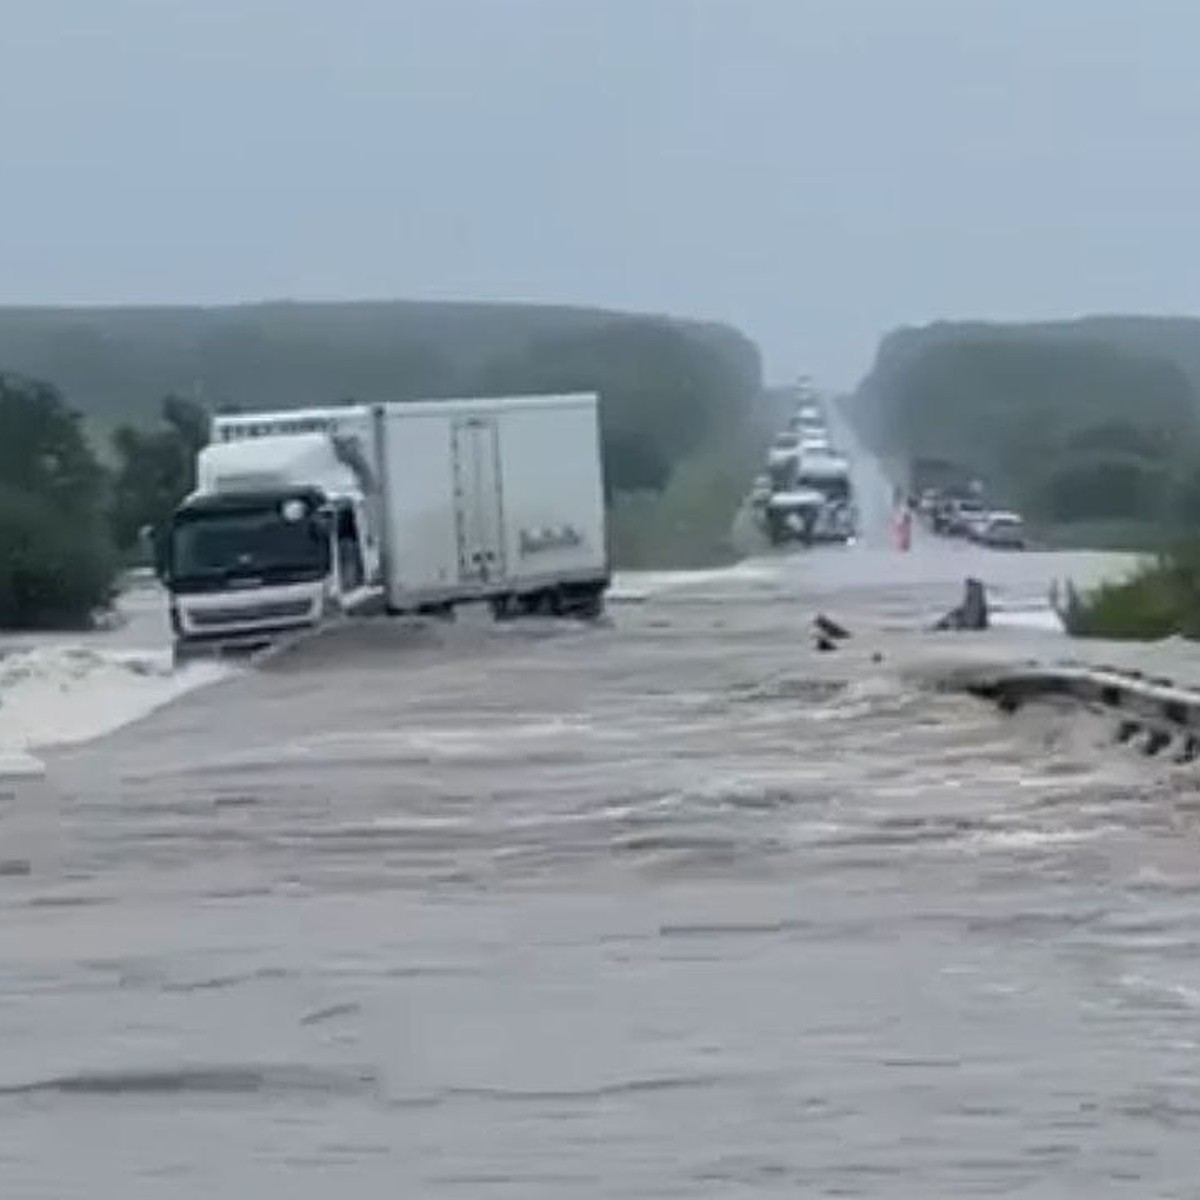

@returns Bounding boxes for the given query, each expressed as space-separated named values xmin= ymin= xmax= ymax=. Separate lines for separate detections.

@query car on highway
xmin=937 ymin=497 xmax=986 ymax=536
xmin=963 ymin=508 xmax=992 ymax=540
xmin=748 ymin=474 xmax=773 ymax=509
xmin=768 ymin=431 xmax=800 ymax=456
xmin=972 ymin=511 xmax=1026 ymax=549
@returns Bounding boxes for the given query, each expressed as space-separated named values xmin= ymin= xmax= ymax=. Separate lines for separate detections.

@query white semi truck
xmin=761 ymin=448 xmax=856 ymax=546
xmin=157 ymin=393 xmax=609 ymax=661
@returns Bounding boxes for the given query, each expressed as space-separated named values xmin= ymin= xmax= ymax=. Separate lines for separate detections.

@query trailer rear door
xmin=451 ymin=415 xmax=507 ymax=584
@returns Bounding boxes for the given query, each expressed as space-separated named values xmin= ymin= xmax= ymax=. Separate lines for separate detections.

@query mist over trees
xmin=849 ymin=318 xmax=1200 ymax=545
xmin=0 ymin=301 xmax=767 ymax=627
xmin=0 ymin=300 xmax=760 ymax=423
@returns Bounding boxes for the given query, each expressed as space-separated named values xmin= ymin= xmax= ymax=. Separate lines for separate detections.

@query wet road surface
xmin=5 ymin=536 xmax=1200 ymax=1196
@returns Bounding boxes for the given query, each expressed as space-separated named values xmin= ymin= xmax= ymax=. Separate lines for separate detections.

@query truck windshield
xmin=170 ymin=505 xmax=330 ymax=588
xmin=799 ymin=475 xmax=851 ymax=503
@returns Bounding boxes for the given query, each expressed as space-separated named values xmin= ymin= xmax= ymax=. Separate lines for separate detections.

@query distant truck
xmin=764 ymin=430 xmax=805 ymax=494
xmin=797 ymin=450 xmax=857 ymax=542
xmin=762 ymin=449 xmax=856 ymax=546
xmin=157 ymin=394 xmax=609 ymax=661
xmin=787 ymin=403 xmax=825 ymax=435
xmin=908 ymin=456 xmax=976 ymax=501
xmin=764 ymin=486 xmax=827 ymax=544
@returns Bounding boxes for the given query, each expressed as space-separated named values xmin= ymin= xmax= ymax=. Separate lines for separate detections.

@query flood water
xmin=4 ymin=527 xmax=1200 ymax=1197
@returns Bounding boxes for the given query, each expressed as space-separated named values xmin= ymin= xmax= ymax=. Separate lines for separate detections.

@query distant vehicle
xmin=973 ymin=511 xmax=1026 ymax=549
xmin=917 ymin=488 xmax=941 ymax=517
xmin=787 ymin=401 xmax=826 ymax=435
xmin=763 ymin=487 xmax=826 ymax=545
xmin=908 ymin=456 xmax=974 ymax=502
xmin=765 ymin=431 xmax=802 ymax=488
xmin=761 ymin=450 xmax=855 ymax=545
xmin=931 ymin=497 xmax=956 ymax=533
xmin=962 ymin=508 xmax=992 ymax=540
xmin=943 ymin=497 xmax=986 ymax=537
xmin=749 ymin=474 xmax=773 ymax=509
xmin=767 ymin=430 xmax=800 ymax=461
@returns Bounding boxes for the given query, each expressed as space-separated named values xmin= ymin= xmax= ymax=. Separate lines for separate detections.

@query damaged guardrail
xmin=957 ymin=661 xmax=1200 ymax=763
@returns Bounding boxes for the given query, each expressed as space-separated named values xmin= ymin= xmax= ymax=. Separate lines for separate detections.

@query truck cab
xmin=158 ymin=410 xmax=382 ymax=660
xmin=764 ymin=487 xmax=826 ymax=544
xmin=796 ymin=452 xmax=856 ymax=543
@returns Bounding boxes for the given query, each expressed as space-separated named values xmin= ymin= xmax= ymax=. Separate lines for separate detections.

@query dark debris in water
xmin=300 ymin=1002 xmax=362 ymax=1027
xmin=726 ymin=676 xmax=846 ymax=705
xmin=0 ymin=1063 xmax=380 ymax=1100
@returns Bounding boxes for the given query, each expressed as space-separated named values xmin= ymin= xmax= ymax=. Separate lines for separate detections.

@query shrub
xmin=0 ymin=374 xmax=120 ymax=630
xmin=0 ymin=485 xmax=117 ymax=630
xmin=607 ymin=453 xmax=747 ymax=569
xmin=1062 ymin=545 xmax=1200 ymax=640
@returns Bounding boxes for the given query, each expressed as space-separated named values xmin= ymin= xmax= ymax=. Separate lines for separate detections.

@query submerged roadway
xmin=3 ymin=418 xmax=1198 ymax=1197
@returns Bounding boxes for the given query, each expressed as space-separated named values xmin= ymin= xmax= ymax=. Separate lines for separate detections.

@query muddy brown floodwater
xmin=3 ymin=534 xmax=1200 ymax=1197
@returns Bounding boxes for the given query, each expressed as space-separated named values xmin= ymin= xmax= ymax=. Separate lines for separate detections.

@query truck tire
xmin=572 ymin=585 xmax=606 ymax=621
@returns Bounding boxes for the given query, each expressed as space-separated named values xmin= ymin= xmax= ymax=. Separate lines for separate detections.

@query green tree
xmin=0 ymin=374 xmax=117 ymax=629
xmin=109 ymin=394 xmax=209 ymax=553
xmin=0 ymin=373 xmax=107 ymax=516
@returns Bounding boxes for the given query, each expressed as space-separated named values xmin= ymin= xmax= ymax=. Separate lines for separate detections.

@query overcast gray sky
xmin=3 ymin=0 xmax=1197 ymax=386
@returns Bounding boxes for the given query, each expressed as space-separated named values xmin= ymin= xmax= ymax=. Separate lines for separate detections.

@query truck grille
xmin=187 ymin=599 xmax=315 ymax=628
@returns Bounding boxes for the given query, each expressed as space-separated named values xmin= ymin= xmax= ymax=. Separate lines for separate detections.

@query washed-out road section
xmin=3 ymin=401 xmax=1198 ymax=1195
xmin=6 ymin=519 xmax=1200 ymax=1195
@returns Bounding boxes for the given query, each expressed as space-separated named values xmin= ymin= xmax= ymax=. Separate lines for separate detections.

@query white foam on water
xmin=0 ymin=645 xmax=234 ymax=776
xmin=610 ymin=561 xmax=780 ymax=601
xmin=988 ymin=605 xmax=1064 ymax=633
xmin=0 ymin=749 xmax=46 ymax=778
xmin=964 ymin=825 xmax=1111 ymax=853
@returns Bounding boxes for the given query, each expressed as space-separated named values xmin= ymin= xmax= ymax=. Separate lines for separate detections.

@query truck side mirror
xmin=311 ymin=507 xmax=335 ymax=541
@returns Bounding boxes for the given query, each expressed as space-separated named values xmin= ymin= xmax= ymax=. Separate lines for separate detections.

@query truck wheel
xmin=490 ymin=595 xmax=516 ymax=621
xmin=572 ymin=585 xmax=606 ymax=621
xmin=509 ymin=593 xmax=540 ymax=617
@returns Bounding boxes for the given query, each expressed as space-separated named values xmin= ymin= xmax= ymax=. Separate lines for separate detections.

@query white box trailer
xmin=371 ymin=392 xmax=609 ymax=619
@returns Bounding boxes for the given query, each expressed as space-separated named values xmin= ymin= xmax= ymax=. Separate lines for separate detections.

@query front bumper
xmin=170 ymin=586 xmax=325 ymax=653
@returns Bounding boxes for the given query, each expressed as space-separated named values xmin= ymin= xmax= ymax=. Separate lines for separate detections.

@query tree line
xmin=0 ymin=317 xmax=765 ymax=629
xmin=850 ymin=329 xmax=1200 ymax=544
xmin=0 ymin=300 xmax=762 ymax=428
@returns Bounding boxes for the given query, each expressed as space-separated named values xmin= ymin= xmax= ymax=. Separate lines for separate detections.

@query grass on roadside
xmin=1061 ymin=544 xmax=1200 ymax=640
